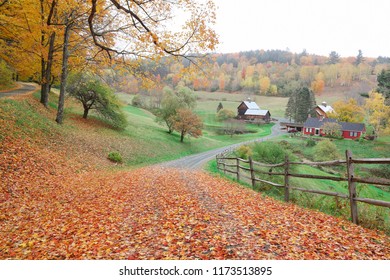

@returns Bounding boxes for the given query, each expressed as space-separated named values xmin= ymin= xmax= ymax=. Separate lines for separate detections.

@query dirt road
xmin=0 ymin=82 xmax=38 ymax=98
xmin=161 ymin=119 xmax=286 ymax=169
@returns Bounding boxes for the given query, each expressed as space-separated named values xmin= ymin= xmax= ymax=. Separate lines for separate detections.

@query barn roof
xmin=242 ymin=101 xmax=260 ymax=110
xmin=304 ymin=118 xmax=365 ymax=132
xmin=245 ymin=109 xmax=270 ymax=116
xmin=317 ymin=103 xmax=335 ymax=114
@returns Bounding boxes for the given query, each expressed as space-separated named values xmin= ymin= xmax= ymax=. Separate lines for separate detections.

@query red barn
xmin=315 ymin=101 xmax=335 ymax=118
xmin=303 ymin=118 xmax=365 ymax=139
xmin=237 ymin=100 xmax=271 ymax=122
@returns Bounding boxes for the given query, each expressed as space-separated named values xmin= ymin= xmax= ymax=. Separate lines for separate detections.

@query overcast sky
xmin=213 ymin=0 xmax=390 ymax=58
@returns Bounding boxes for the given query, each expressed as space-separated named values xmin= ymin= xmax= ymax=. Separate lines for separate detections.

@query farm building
xmin=303 ymin=117 xmax=366 ymax=139
xmin=315 ymin=101 xmax=335 ymax=118
xmin=237 ymin=100 xmax=271 ymax=122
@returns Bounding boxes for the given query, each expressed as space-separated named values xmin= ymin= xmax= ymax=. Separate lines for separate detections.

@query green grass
xmin=210 ymin=136 xmax=390 ymax=234
xmin=0 ymin=92 xmax=56 ymax=140
xmin=195 ymin=91 xmax=288 ymax=118
xmin=108 ymin=92 xmax=276 ymax=166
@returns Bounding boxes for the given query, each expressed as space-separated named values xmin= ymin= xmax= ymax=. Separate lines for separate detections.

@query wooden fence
xmin=216 ymin=150 xmax=390 ymax=225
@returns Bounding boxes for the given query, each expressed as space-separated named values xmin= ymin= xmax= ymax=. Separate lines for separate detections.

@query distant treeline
xmin=105 ymin=49 xmax=390 ymax=97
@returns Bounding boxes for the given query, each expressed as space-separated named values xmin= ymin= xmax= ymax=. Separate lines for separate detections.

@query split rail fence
xmin=216 ymin=150 xmax=390 ymax=225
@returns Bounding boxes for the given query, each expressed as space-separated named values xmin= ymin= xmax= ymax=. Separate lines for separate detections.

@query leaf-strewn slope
xmin=1 ymin=164 xmax=389 ymax=259
xmin=1 ymin=95 xmax=389 ymax=259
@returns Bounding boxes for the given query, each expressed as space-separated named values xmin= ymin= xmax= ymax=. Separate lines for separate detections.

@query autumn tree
xmin=156 ymin=86 xmax=196 ymax=133
xmin=170 ymin=108 xmax=203 ymax=142
xmin=259 ymin=76 xmax=271 ymax=94
xmin=311 ymin=72 xmax=325 ymax=94
xmin=329 ymin=98 xmax=365 ymax=123
xmin=0 ymin=59 xmax=13 ymax=87
xmin=0 ymin=0 xmax=61 ymax=106
xmin=365 ymin=91 xmax=390 ymax=135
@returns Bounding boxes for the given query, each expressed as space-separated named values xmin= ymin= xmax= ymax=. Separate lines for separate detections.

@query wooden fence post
xmin=346 ymin=150 xmax=359 ymax=225
xmin=284 ymin=155 xmax=290 ymax=202
xmin=249 ymin=156 xmax=255 ymax=189
xmin=236 ymin=158 xmax=240 ymax=181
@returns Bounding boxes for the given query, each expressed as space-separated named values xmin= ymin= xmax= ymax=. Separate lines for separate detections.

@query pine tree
xmin=285 ymin=87 xmax=316 ymax=123
xmin=327 ymin=51 xmax=340 ymax=64
xmin=377 ymin=69 xmax=390 ymax=103
xmin=355 ymin=49 xmax=364 ymax=66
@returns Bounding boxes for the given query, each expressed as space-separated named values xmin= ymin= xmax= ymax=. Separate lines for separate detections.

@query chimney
xmin=247 ymin=97 xmax=251 ymax=103
xmin=322 ymin=101 xmax=327 ymax=107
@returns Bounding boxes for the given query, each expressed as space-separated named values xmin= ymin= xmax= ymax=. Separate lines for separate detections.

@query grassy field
xmin=1 ymin=91 xmax=273 ymax=168
xmin=115 ymin=92 xmax=275 ymax=164
xmin=208 ymin=135 xmax=390 ymax=234
xmin=194 ymin=91 xmax=288 ymax=118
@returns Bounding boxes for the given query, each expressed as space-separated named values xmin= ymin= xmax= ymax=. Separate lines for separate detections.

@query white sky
xmin=213 ymin=0 xmax=390 ymax=58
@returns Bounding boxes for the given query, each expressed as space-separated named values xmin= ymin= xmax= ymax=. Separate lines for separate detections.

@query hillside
xmin=1 ymin=92 xmax=390 ymax=260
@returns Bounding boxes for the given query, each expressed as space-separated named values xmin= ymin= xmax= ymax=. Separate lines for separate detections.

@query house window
xmin=350 ymin=131 xmax=358 ymax=137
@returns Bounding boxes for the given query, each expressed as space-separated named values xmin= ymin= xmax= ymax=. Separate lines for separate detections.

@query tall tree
xmin=327 ymin=51 xmax=340 ymax=64
xmin=355 ymin=49 xmax=364 ymax=66
xmin=365 ymin=91 xmax=390 ymax=135
xmin=285 ymin=87 xmax=316 ymax=123
xmin=377 ymin=69 xmax=390 ymax=104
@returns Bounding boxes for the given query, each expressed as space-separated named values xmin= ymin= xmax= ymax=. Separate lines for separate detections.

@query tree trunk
xmin=56 ymin=22 xmax=71 ymax=124
xmin=83 ymin=107 xmax=89 ymax=119
xmin=42 ymin=32 xmax=56 ymax=107
xmin=180 ymin=131 xmax=184 ymax=142
xmin=39 ymin=0 xmax=49 ymax=107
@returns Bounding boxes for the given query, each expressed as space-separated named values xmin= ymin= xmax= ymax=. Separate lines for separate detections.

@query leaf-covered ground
xmin=1 ymin=96 xmax=389 ymax=260
xmin=1 ymin=160 xmax=389 ymax=259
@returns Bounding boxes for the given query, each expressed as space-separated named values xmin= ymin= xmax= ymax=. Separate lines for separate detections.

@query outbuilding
xmin=237 ymin=100 xmax=271 ymax=123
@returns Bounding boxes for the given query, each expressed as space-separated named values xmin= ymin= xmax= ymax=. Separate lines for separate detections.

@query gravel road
xmin=161 ymin=119 xmax=286 ymax=169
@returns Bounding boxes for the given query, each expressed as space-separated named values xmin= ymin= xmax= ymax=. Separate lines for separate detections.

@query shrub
xmin=306 ymin=138 xmax=316 ymax=147
xmin=108 ymin=151 xmax=123 ymax=163
xmin=131 ymin=94 xmax=144 ymax=107
xmin=313 ymin=139 xmax=339 ymax=161
xmin=216 ymin=108 xmax=236 ymax=122
xmin=235 ymin=145 xmax=252 ymax=159
xmin=370 ymin=164 xmax=390 ymax=179
xmin=252 ymin=142 xmax=288 ymax=164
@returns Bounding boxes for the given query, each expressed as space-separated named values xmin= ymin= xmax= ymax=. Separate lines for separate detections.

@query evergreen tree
xmin=216 ymin=102 xmax=223 ymax=112
xmin=327 ymin=51 xmax=340 ymax=64
xmin=377 ymin=69 xmax=390 ymax=103
xmin=285 ymin=87 xmax=316 ymax=123
xmin=355 ymin=49 xmax=364 ymax=65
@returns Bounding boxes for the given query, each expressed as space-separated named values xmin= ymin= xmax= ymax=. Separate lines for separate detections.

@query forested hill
xmin=109 ymin=49 xmax=390 ymax=98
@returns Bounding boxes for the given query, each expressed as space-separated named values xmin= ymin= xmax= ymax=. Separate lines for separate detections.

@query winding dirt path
xmin=0 ymin=82 xmax=38 ymax=98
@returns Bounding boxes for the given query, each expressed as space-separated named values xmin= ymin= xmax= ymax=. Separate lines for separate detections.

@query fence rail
xmin=216 ymin=150 xmax=390 ymax=225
